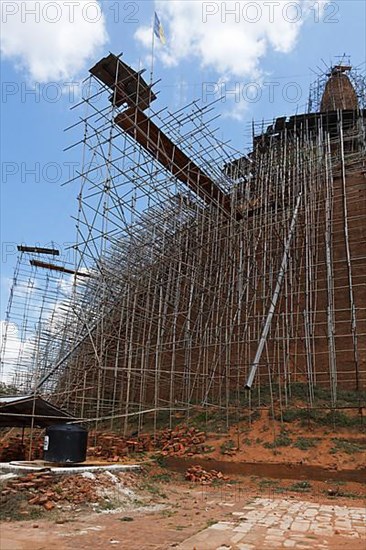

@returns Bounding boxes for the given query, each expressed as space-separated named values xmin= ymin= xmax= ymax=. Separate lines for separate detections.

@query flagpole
xmin=150 ymin=14 xmax=155 ymax=86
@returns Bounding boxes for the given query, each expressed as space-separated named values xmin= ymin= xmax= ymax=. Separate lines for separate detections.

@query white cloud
xmin=0 ymin=1 xmax=108 ymax=82
xmin=57 ymin=273 xmax=75 ymax=297
xmin=0 ymin=320 xmax=23 ymax=383
xmin=135 ymin=0 xmax=324 ymax=120
xmin=1 ymin=276 xmax=13 ymax=300
xmin=135 ymin=0 xmax=322 ymax=119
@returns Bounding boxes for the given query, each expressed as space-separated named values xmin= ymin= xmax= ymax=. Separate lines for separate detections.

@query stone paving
xmin=177 ymin=497 xmax=366 ymax=549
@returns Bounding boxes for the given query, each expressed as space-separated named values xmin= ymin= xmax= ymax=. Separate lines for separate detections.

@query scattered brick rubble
xmin=0 ymin=469 xmax=137 ymax=512
xmin=185 ymin=465 xmax=229 ymax=484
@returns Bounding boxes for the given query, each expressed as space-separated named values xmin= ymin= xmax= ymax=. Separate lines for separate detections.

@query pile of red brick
xmin=1 ymin=471 xmax=100 ymax=511
xmin=88 ymin=425 xmax=208 ymax=461
xmin=0 ymin=437 xmax=26 ymax=462
xmin=0 ymin=435 xmax=43 ymax=462
xmin=185 ymin=465 xmax=229 ymax=484
xmin=87 ymin=432 xmax=152 ymax=461
xmin=0 ymin=424 xmax=209 ymax=464
xmin=158 ymin=426 xmax=206 ymax=456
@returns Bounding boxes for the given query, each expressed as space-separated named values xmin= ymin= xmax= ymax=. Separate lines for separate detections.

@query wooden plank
xmin=115 ymin=107 xmax=238 ymax=219
xmin=90 ymin=54 xmax=156 ymax=110
xmin=29 ymin=260 xmax=90 ymax=277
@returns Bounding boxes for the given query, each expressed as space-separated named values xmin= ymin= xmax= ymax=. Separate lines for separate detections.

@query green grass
xmin=0 ymin=493 xmax=46 ymax=522
xmin=141 ymin=482 xmax=167 ymax=499
xmin=279 ymin=408 xmax=361 ymax=428
xmin=220 ymin=439 xmax=236 ymax=454
xmin=192 ymin=410 xmax=247 ymax=432
xmin=273 ymin=487 xmax=287 ymax=494
xmin=242 ymin=383 xmax=366 ymax=409
xmin=258 ymin=479 xmax=279 ymax=489
xmin=211 ymin=478 xmax=238 ymax=487
xmin=325 ymin=487 xmax=360 ymax=499
xmin=256 ymin=480 xmax=311 ymax=495
xmin=288 ymin=481 xmax=312 ymax=492
xmin=152 ymin=453 xmax=168 ymax=467
xmin=293 ymin=437 xmax=320 ymax=450
xmin=330 ymin=438 xmax=366 ymax=455
xmin=98 ymin=497 xmax=123 ymax=511
xmin=264 ymin=430 xmax=292 ymax=449
xmin=150 ymin=473 xmax=172 ymax=483
xmin=257 ymin=479 xmax=288 ymax=494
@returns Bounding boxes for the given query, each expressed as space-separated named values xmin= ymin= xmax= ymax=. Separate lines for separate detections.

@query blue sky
xmin=1 ymin=0 xmax=365 ymax=320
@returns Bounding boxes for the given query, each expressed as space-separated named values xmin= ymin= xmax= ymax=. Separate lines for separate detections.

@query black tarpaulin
xmin=0 ymin=395 xmax=76 ymax=428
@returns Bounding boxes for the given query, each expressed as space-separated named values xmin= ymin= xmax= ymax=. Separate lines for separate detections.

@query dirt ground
xmin=1 ymin=467 xmax=365 ymax=550
xmin=201 ymin=411 xmax=366 ymax=471
xmin=1 ymin=411 xmax=365 ymax=549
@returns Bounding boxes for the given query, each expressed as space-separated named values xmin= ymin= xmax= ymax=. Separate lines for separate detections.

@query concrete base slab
xmin=0 ymin=461 xmax=141 ymax=474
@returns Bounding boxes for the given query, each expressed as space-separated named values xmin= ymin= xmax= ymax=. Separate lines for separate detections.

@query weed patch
xmin=293 ymin=437 xmax=320 ymax=450
xmin=220 ymin=439 xmax=236 ymax=455
xmin=288 ymin=481 xmax=312 ymax=492
xmin=330 ymin=438 xmax=366 ymax=455
xmin=258 ymin=479 xmax=279 ymax=489
xmin=279 ymin=408 xmax=361 ymax=429
xmin=264 ymin=430 xmax=292 ymax=449
xmin=140 ymin=482 xmax=167 ymax=499
xmin=0 ymin=492 xmax=45 ymax=522
xmin=150 ymin=473 xmax=172 ymax=483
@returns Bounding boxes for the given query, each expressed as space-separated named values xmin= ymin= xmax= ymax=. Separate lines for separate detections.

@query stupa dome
xmin=320 ymin=66 xmax=359 ymax=111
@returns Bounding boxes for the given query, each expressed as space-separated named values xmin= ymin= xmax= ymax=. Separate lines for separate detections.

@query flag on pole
xmin=154 ymin=12 xmax=166 ymax=45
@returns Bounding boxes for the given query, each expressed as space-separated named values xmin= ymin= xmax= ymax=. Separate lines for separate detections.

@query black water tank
xmin=43 ymin=424 xmax=88 ymax=464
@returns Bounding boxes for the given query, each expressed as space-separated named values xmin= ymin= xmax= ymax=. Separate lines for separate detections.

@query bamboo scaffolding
xmin=1 ymin=58 xmax=365 ymax=435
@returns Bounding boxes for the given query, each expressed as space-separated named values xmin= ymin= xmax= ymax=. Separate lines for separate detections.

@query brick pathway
xmin=177 ymin=498 xmax=366 ymax=549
